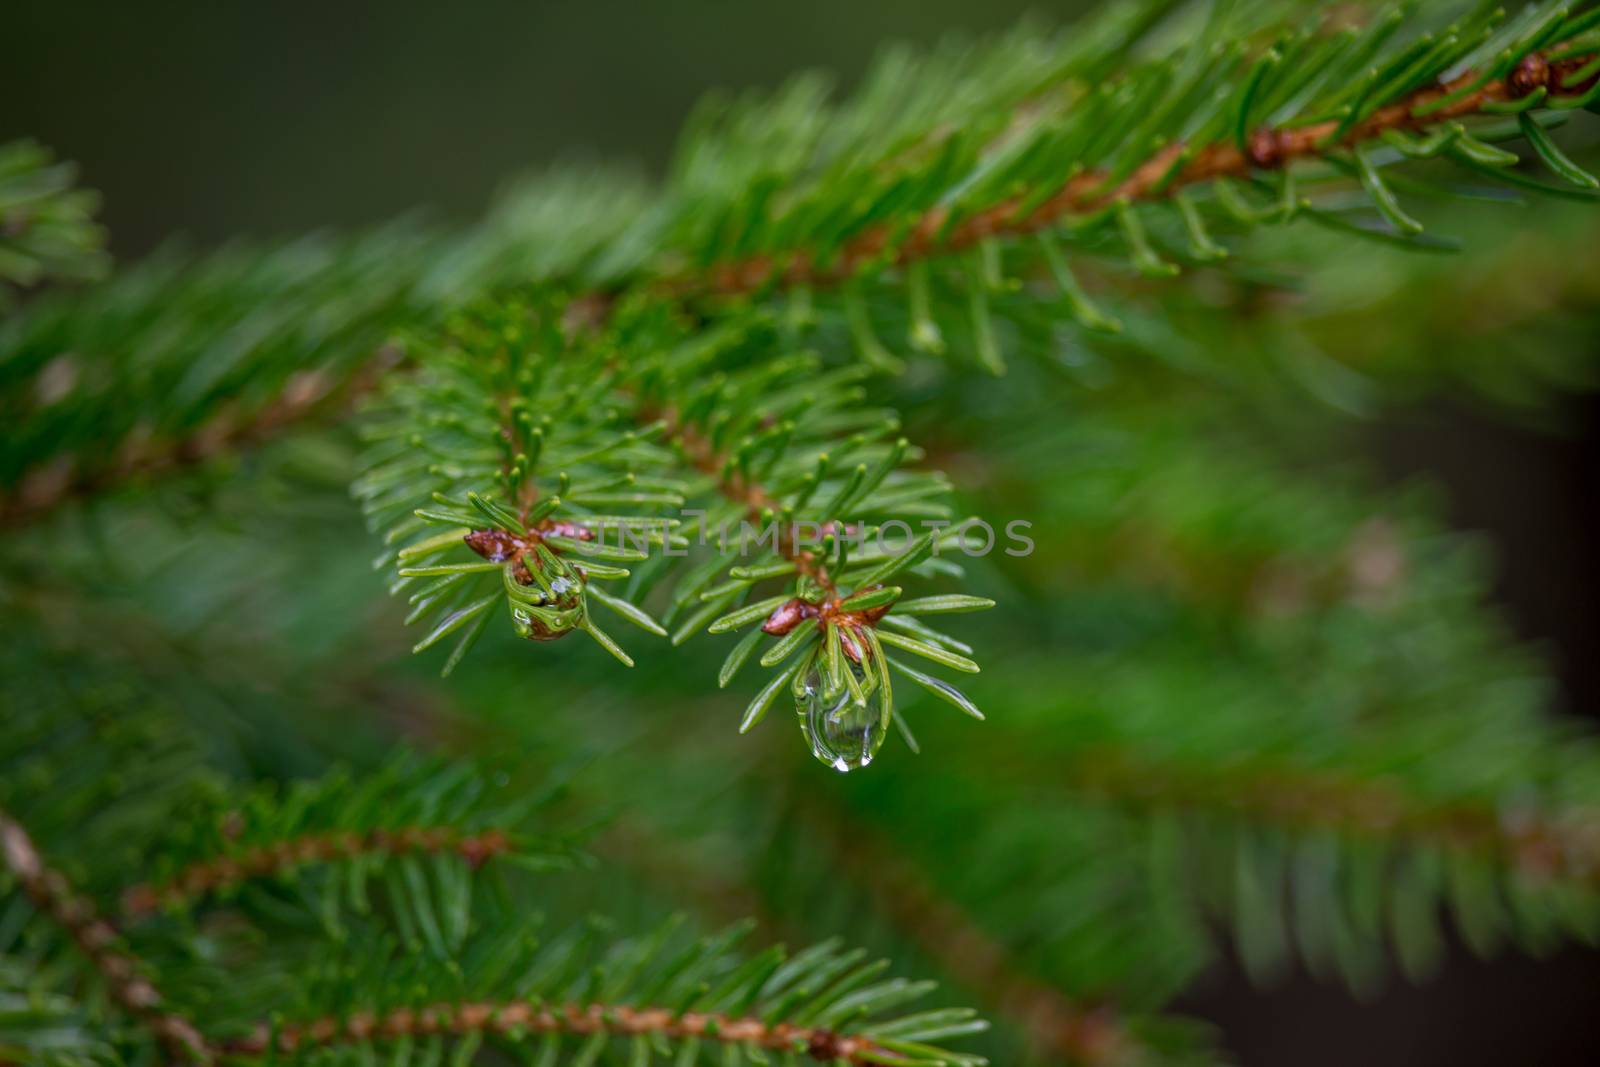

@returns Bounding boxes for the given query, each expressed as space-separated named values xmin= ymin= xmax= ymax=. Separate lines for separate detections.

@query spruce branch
xmin=0 ymin=955 xmax=118 ymax=1067
xmin=608 ymin=794 xmax=1167 ymax=1067
xmin=615 ymin=0 xmax=1600 ymax=374
xmin=0 ymin=809 xmax=211 ymax=1064
xmin=8 ymin=4 xmax=1600 ymax=1056
xmin=676 ymin=45 xmax=1600 ymax=300
xmin=0 ymin=140 xmax=107 ymax=309
xmin=0 ymin=344 xmax=401 ymax=529
xmin=1 ymin=651 xmax=989 ymax=1066
xmin=0 ymin=229 xmax=434 ymax=529
xmin=576 ymin=735 xmax=1224 ymax=1065
xmin=221 ymin=1000 xmax=903 ymax=1065
xmin=119 ymin=825 xmax=516 ymax=919
xmin=1 ymin=167 xmax=652 ymax=530
xmin=10 ymin=2 xmax=1600 ymax=526
xmin=361 ymin=295 xmax=993 ymax=768
xmin=108 ymin=752 xmax=578 ymax=958
xmin=360 ymin=293 xmax=688 ymax=670
xmin=27 ymin=562 xmax=1163 ymax=1067
xmin=582 ymin=303 xmax=996 ymax=768
xmin=24 ymin=462 xmax=1600 ymax=1062
xmin=649 ymin=399 xmax=836 ymax=592
xmin=806 ymin=813 xmax=1139 ymax=1067
xmin=210 ymin=915 xmax=987 ymax=1067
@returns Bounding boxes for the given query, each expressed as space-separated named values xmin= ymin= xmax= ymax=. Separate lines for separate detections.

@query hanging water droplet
xmin=508 ymin=588 xmax=584 ymax=642
xmin=796 ymin=659 xmax=887 ymax=773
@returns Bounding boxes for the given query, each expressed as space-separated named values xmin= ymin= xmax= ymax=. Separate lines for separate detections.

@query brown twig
xmin=222 ymin=999 xmax=887 ymax=1064
xmin=0 ymin=345 xmax=401 ymax=530
xmin=647 ymin=405 xmax=904 ymax=646
xmin=682 ymin=51 xmax=1599 ymax=298
xmin=119 ymin=826 xmax=513 ymax=919
xmin=651 ymin=404 xmax=838 ymax=593
xmin=0 ymin=808 xmax=213 ymax=1064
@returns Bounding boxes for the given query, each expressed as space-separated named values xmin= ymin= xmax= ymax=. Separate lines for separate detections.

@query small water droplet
xmin=796 ymin=661 xmax=887 ymax=772
xmin=510 ymin=600 xmax=581 ymax=642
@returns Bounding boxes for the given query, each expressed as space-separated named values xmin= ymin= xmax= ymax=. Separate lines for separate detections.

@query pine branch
xmin=9 ymin=5 xmax=1600 ymax=1058
xmin=908 ymin=394 xmax=1600 ymax=980
xmin=0 ymin=344 xmax=400 ymax=529
xmin=0 ymin=167 xmax=652 ymax=530
xmin=649 ymin=400 xmax=836 ymax=593
xmin=0 ymin=809 xmax=211 ymax=1064
xmin=119 ymin=824 xmax=515 ymax=919
xmin=678 ymin=46 xmax=1600 ymax=300
xmin=207 ymin=914 xmax=987 ymax=1067
xmin=222 ymin=1000 xmax=899 ymax=1065
xmin=876 ymin=639 xmax=1600 ymax=988
xmin=0 ymin=954 xmax=119 ymax=1067
xmin=27 ymin=447 xmax=1600 ymax=1059
xmin=814 ymin=816 xmax=1137 ymax=1066
xmin=24 ymin=555 xmax=1160 ymax=1066
xmin=9 ymin=3 xmax=1599 ymax=529
xmin=104 ymin=751 xmax=578 ymax=961
xmin=589 ymin=806 xmax=1177 ymax=1067
xmin=613 ymin=0 xmax=1600 ymax=376
xmin=0 ymin=141 xmax=107 ymax=309
xmin=0 ymin=229 xmax=434 ymax=528
xmin=362 ymin=295 xmax=994 ymax=768
xmin=1 ymin=638 xmax=988 ymax=1065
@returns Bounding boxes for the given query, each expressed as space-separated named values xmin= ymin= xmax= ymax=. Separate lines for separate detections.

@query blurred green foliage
xmin=3 ymin=2 xmax=1600 ymax=1065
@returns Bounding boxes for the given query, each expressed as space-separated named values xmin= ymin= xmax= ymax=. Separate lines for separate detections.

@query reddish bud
xmin=1508 ymin=53 xmax=1550 ymax=98
xmin=1553 ymin=56 xmax=1600 ymax=96
xmin=838 ymin=629 xmax=868 ymax=663
xmin=1246 ymin=126 xmax=1285 ymax=170
xmin=806 ymin=1030 xmax=846 ymax=1062
xmin=762 ymin=599 xmax=813 ymax=635
xmin=543 ymin=520 xmax=594 ymax=542
xmin=464 ymin=528 xmax=520 ymax=561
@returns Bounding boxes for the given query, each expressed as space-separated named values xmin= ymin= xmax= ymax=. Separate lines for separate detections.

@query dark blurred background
xmin=6 ymin=2 xmax=1597 ymax=1062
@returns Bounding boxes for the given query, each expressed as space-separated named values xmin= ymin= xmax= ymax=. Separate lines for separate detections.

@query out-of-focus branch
xmin=0 ymin=809 xmax=212 ymax=1063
